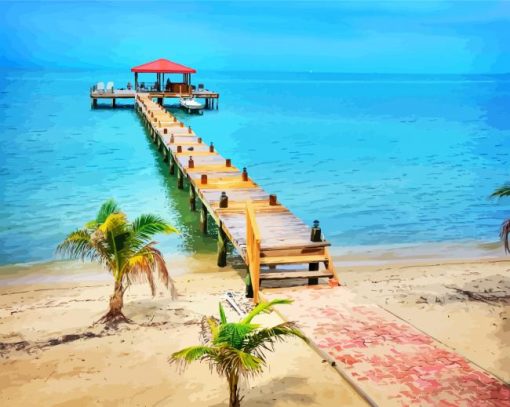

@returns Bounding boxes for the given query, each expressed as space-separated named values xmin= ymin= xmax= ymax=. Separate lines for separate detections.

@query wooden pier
xmin=90 ymin=89 xmax=219 ymax=109
xmin=135 ymin=93 xmax=339 ymax=302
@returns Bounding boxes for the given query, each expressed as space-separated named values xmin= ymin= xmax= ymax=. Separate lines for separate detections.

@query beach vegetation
xmin=491 ymin=184 xmax=510 ymax=253
xmin=56 ymin=199 xmax=177 ymax=324
xmin=170 ymin=299 xmax=306 ymax=407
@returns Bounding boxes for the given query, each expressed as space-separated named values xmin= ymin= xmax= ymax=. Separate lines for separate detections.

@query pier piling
xmin=177 ymin=170 xmax=184 ymax=189
xmin=189 ymin=186 xmax=196 ymax=211
xmin=217 ymin=225 xmax=228 ymax=267
xmin=308 ymin=220 xmax=322 ymax=285
xmin=200 ymin=204 xmax=208 ymax=234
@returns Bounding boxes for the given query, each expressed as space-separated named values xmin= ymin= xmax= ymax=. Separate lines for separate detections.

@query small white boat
xmin=180 ymin=97 xmax=204 ymax=113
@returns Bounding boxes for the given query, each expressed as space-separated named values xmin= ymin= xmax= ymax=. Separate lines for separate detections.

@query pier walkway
xmin=135 ymin=94 xmax=339 ymax=302
xmin=264 ymin=286 xmax=510 ymax=407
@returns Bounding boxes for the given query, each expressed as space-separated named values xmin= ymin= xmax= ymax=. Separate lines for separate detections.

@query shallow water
xmin=1 ymin=70 xmax=509 ymax=265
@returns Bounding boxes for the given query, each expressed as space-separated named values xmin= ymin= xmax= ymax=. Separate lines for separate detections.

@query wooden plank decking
xmin=135 ymin=94 xmax=339 ymax=302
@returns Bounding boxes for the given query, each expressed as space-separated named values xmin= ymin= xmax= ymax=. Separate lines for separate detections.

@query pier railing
xmin=246 ymin=201 xmax=261 ymax=303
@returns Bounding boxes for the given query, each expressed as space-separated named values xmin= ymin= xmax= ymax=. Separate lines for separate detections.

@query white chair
xmin=106 ymin=81 xmax=114 ymax=93
xmin=96 ymin=82 xmax=105 ymax=94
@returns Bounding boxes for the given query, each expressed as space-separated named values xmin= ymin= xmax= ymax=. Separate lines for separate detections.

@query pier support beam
xmin=200 ymin=204 xmax=208 ymax=234
xmin=112 ymin=98 xmax=116 ymax=108
xmin=169 ymin=157 xmax=175 ymax=175
xmin=157 ymin=97 xmax=163 ymax=105
xmin=308 ymin=220 xmax=322 ymax=285
xmin=217 ymin=224 xmax=228 ymax=267
xmin=91 ymin=98 xmax=97 ymax=108
xmin=189 ymin=185 xmax=196 ymax=211
xmin=177 ymin=169 xmax=184 ymax=189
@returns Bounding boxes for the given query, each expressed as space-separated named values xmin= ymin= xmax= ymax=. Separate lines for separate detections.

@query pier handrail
xmin=246 ymin=200 xmax=261 ymax=303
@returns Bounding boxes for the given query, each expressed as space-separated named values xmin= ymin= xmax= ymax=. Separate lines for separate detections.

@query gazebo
xmin=131 ymin=58 xmax=197 ymax=94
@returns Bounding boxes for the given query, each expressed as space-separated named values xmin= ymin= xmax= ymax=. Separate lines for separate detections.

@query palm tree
xmin=57 ymin=199 xmax=177 ymax=324
xmin=170 ymin=299 xmax=306 ymax=407
xmin=491 ymin=184 xmax=510 ymax=253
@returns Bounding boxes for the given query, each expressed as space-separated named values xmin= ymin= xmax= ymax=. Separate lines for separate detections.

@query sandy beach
xmin=0 ymin=252 xmax=508 ymax=405
xmin=0 ymin=255 xmax=366 ymax=406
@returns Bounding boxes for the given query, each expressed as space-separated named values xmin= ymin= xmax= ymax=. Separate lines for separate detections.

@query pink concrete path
xmin=263 ymin=286 xmax=510 ymax=407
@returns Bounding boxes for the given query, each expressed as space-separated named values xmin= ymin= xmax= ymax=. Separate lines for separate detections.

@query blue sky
xmin=0 ymin=1 xmax=509 ymax=73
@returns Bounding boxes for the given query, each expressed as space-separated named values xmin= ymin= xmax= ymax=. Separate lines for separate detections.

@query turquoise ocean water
xmin=0 ymin=70 xmax=509 ymax=265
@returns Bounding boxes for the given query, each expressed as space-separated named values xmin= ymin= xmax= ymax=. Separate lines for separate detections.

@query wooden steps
xmin=259 ymin=254 xmax=328 ymax=266
xmin=260 ymin=269 xmax=333 ymax=280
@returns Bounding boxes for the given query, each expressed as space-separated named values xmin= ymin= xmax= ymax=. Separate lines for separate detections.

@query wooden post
xmin=245 ymin=270 xmax=254 ymax=298
xmin=177 ymin=169 xmax=184 ymax=189
xmin=91 ymin=98 xmax=98 ymax=108
xmin=308 ymin=220 xmax=321 ymax=285
xmin=189 ymin=185 xmax=196 ymax=211
xmin=112 ymin=98 xmax=116 ymax=108
xmin=200 ymin=203 xmax=208 ymax=234
xmin=169 ymin=157 xmax=175 ymax=175
xmin=217 ymin=224 xmax=228 ymax=267
xmin=219 ymin=191 xmax=228 ymax=208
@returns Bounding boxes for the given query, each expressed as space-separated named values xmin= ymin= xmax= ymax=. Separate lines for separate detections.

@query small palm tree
xmin=57 ymin=199 xmax=177 ymax=324
xmin=170 ymin=299 xmax=306 ymax=407
xmin=491 ymin=184 xmax=510 ymax=253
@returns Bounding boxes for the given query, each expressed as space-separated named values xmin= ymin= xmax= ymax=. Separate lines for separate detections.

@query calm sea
xmin=1 ymin=69 xmax=509 ymax=265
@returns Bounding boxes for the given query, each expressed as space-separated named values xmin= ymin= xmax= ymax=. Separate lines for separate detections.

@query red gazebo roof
xmin=131 ymin=58 xmax=196 ymax=74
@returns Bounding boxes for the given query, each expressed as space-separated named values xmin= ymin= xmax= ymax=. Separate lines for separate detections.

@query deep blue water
xmin=0 ymin=70 xmax=509 ymax=265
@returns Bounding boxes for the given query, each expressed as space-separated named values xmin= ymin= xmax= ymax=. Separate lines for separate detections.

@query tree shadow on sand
xmin=209 ymin=377 xmax=315 ymax=407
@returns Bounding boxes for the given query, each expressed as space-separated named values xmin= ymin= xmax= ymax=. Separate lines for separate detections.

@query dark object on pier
xmin=242 ymin=167 xmax=248 ymax=181
xmin=269 ymin=194 xmax=277 ymax=206
xmin=226 ymin=158 xmax=231 ymax=167
xmin=209 ymin=142 xmax=214 ymax=153
xmin=219 ymin=192 xmax=229 ymax=208
xmin=201 ymin=174 xmax=208 ymax=184
xmin=188 ymin=156 xmax=194 ymax=169
xmin=177 ymin=145 xmax=182 ymax=153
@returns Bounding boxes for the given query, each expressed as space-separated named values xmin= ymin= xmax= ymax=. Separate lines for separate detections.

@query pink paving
xmin=263 ymin=286 xmax=510 ymax=407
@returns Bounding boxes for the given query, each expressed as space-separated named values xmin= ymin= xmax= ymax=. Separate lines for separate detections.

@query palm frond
xmin=219 ymin=302 xmax=228 ymax=324
xmin=241 ymin=298 xmax=293 ymax=324
xmin=56 ymin=229 xmax=98 ymax=261
xmin=231 ymin=348 xmax=264 ymax=375
xmin=501 ymin=219 xmax=510 ymax=253
xmin=215 ymin=322 xmax=259 ymax=349
xmin=96 ymin=199 xmax=120 ymax=224
xmin=202 ymin=316 xmax=219 ymax=342
xmin=244 ymin=322 xmax=307 ymax=357
xmin=126 ymin=253 xmax=156 ymax=295
xmin=123 ymin=245 xmax=176 ymax=298
xmin=491 ymin=184 xmax=510 ymax=199
xmin=151 ymin=246 xmax=177 ymax=299
xmin=132 ymin=214 xmax=178 ymax=243
xmin=213 ymin=346 xmax=264 ymax=379
xmin=99 ymin=212 xmax=128 ymax=235
xmin=170 ymin=345 xmax=217 ymax=366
